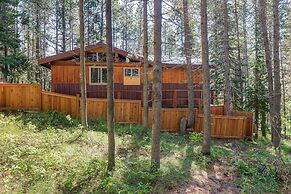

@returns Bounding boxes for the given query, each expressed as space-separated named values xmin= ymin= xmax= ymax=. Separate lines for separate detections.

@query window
xmin=124 ymin=68 xmax=139 ymax=77
xmin=124 ymin=68 xmax=140 ymax=85
xmin=89 ymin=67 xmax=107 ymax=85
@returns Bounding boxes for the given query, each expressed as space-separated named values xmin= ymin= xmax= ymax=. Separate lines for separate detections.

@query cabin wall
xmin=51 ymin=61 xmax=203 ymax=85
xmin=50 ymin=61 xmax=204 ymax=107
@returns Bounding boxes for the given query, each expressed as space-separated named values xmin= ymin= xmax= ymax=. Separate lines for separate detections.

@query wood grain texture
xmin=194 ymin=114 xmax=248 ymax=138
xmin=0 ymin=84 xmax=41 ymax=110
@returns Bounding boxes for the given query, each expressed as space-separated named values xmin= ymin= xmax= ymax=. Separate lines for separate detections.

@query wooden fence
xmin=42 ymin=92 xmax=79 ymax=118
xmin=194 ymin=114 xmax=248 ymax=138
xmin=231 ymin=110 xmax=255 ymax=137
xmin=0 ymin=84 xmax=41 ymax=110
xmin=0 ymin=84 xmax=254 ymax=138
xmin=87 ymin=98 xmax=141 ymax=123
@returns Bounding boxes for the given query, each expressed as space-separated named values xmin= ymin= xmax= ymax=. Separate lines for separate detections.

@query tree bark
xmin=106 ymin=0 xmax=115 ymax=171
xmin=55 ymin=0 xmax=59 ymax=53
xmin=182 ymin=0 xmax=194 ymax=129
xmin=242 ymin=0 xmax=249 ymax=97
xmin=61 ymin=0 xmax=66 ymax=52
xmin=234 ymin=0 xmax=243 ymax=109
xmin=222 ymin=0 xmax=232 ymax=115
xmin=142 ymin=0 xmax=149 ymax=133
xmin=201 ymin=0 xmax=211 ymax=155
xmin=79 ymin=0 xmax=88 ymax=130
xmin=151 ymin=0 xmax=162 ymax=169
xmin=261 ymin=111 xmax=267 ymax=137
xmin=272 ymin=0 xmax=281 ymax=148
xmin=258 ymin=0 xmax=276 ymax=145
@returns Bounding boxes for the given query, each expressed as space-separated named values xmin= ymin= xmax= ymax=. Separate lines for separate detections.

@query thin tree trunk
xmin=222 ymin=0 xmax=232 ymax=115
xmin=254 ymin=0 xmax=260 ymax=139
xmin=106 ymin=0 xmax=115 ymax=171
xmin=261 ymin=111 xmax=267 ymax=137
xmin=201 ymin=0 xmax=211 ymax=155
xmin=55 ymin=0 xmax=59 ymax=53
xmin=79 ymin=0 xmax=88 ymax=130
xmin=272 ymin=0 xmax=281 ymax=148
xmin=100 ymin=0 xmax=104 ymax=39
xmin=258 ymin=0 xmax=275 ymax=144
xmin=142 ymin=0 xmax=149 ymax=133
xmin=61 ymin=0 xmax=66 ymax=52
xmin=182 ymin=0 xmax=194 ymax=129
xmin=151 ymin=0 xmax=162 ymax=169
xmin=242 ymin=0 xmax=249 ymax=97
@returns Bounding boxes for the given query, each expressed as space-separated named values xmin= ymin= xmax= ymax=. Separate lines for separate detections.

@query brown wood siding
xmin=51 ymin=61 xmax=203 ymax=86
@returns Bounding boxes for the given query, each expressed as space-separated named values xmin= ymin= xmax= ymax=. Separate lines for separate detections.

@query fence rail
xmin=0 ymin=84 xmax=254 ymax=138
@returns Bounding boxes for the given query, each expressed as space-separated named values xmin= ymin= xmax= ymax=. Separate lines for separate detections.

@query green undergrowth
xmin=0 ymin=111 xmax=289 ymax=193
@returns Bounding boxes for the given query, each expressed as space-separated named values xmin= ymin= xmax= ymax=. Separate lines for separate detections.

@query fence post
xmin=76 ymin=94 xmax=80 ymax=118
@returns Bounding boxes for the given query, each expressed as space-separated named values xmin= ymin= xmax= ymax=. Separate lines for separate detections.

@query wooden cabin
xmin=38 ymin=41 xmax=215 ymax=108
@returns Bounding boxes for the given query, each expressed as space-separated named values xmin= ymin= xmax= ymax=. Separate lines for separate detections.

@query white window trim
xmin=89 ymin=66 xmax=107 ymax=85
xmin=124 ymin=67 xmax=140 ymax=77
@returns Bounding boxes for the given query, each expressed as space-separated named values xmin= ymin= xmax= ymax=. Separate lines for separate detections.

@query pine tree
xmin=0 ymin=0 xmax=31 ymax=82
xmin=201 ymin=0 xmax=212 ymax=155
xmin=106 ymin=0 xmax=115 ymax=171
xmin=151 ymin=0 xmax=162 ymax=169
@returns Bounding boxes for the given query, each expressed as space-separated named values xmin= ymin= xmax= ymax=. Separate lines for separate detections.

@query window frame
xmin=124 ymin=67 xmax=140 ymax=77
xmin=89 ymin=66 xmax=107 ymax=85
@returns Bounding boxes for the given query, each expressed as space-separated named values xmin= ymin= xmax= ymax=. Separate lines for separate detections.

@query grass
xmin=0 ymin=110 xmax=290 ymax=193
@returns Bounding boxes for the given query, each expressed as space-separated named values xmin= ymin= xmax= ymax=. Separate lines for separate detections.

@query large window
xmin=89 ymin=67 xmax=107 ymax=85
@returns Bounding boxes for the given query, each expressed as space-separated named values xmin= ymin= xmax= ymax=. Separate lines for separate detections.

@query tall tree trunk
xmin=201 ymin=0 xmax=211 ymax=155
xmin=258 ymin=0 xmax=275 ymax=144
xmin=69 ymin=0 xmax=73 ymax=50
xmin=142 ymin=0 xmax=149 ymax=133
xmin=79 ymin=0 xmax=88 ymax=130
xmin=151 ymin=0 xmax=162 ymax=169
xmin=242 ymin=0 xmax=249 ymax=98
xmin=55 ymin=0 xmax=59 ymax=53
xmin=35 ymin=3 xmax=42 ymax=85
xmin=272 ymin=0 xmax=281 ymax=148
xmin=234 ymin=0 xmax=243 ymax=109
xmin=61 ymin=0 xmax=66 ymax=52
xmin=182 ymin=0 xmax=194 ymax=129
xmin=106 ymin=0 xmax=115 ymax=171
xmin=100 ymin=0 xmax=104 ymax=39
xmin=222 ymin=0 xmax=232 ymax=115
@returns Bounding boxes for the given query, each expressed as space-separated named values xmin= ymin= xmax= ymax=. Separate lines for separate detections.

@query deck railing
xmin=86 ymin=89 xmax=215 ymax=110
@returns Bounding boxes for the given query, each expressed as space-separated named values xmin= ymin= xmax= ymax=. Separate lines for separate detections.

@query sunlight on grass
xmin=0 ymin=111 xmax=289 ymax=193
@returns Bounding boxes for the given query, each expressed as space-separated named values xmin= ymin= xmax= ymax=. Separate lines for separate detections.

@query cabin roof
xmin=38 ymin=41 xmax=215 ymax=69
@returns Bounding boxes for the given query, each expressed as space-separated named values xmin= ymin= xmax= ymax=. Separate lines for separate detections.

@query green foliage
xmin=97 ymin=160 xmax=158 ymax=194
xmin=0 ymin=0 xmax=32 ymax=81
xmin=189 ymin=132 xmax=203 ymax=143
xmin=0 ymin=111 xmax=289 ymax=193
